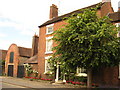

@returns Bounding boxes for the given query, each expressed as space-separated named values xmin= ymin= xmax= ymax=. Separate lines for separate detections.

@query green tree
xmin=0 ymin=60 xmax=5 ymax=67
xmin=50 ymin=7 xmax=120 ymax=87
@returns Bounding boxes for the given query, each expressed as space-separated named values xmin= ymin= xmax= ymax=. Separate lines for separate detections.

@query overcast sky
xmin=0 ymin=0 xmax=119 ymax=50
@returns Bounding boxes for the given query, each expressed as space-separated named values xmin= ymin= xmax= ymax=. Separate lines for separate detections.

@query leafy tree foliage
xmin=0 ymin=60 xmax=5 ymax=66
xmin=49 ymin=7 xmax=120 ymax=86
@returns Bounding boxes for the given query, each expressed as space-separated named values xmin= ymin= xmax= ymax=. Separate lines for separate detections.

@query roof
xmin=39 ymin=2 xmax=104 ymax=28
xmin=108 ymin=12 xmax=120 ymax=22
xmin=18 ymin=47 xmax=32 ymax=57
xmin=24 ymin=54 xmax=38 ymax=64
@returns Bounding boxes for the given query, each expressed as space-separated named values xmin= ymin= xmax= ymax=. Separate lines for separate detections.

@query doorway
xmin=8 ymin=65 xmax=14 ymax=77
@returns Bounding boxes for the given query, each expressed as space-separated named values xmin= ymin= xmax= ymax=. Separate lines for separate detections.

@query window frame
xmin=46 ymin=24 xmax=54 ymax=35
xmin=44 ymin=56 xmax=52 ymax=74
xmin=45 ymin=36 xmax=53 ymax=54
xmin=76 ymin=67 xmax=87 ymax=77
xmin=9 ymin=52 xmax=14 ymax=63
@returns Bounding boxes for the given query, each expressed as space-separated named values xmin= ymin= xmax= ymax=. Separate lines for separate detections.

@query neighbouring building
xmin=5 ymin=34 xmax=39 ymax=78
xmin=24 ymin=34 xmax=39 ymax=77
xmin=0 ymin=49 xmax=7 ymax=75
xmin=38 ymin=0 xmax=113 ymax=81
xmin=5 ymin=44 xmax=32 ymax=78
xmin=92 ymin=3 xmax=120 ymax=87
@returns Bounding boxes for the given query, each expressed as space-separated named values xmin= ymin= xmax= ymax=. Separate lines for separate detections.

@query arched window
xmin=9 ymin=52 xmax=14 ymax=63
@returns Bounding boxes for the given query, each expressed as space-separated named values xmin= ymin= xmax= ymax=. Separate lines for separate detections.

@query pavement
xmin=1 ymin=76 xmax=84 ymax=89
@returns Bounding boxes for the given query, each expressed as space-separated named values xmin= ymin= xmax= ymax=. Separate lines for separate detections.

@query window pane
xmin=46 ymin=40 xmax=53 ymax=52
xmin=9 ymin=52 xmax=14 ymax=63
xmin=45 ymin=60 xmax=51 ymax=72
xmin=47 ymin=27 xmax=53 ymax=34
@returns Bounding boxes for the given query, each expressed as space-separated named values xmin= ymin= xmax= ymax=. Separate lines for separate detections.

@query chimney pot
xmin=49 ymin=4 xmax=58 ymax=19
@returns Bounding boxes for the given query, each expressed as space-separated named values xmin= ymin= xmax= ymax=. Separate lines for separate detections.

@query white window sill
xmin=45 ymin=51 xmax=53 ymax=54
xmin=118 ymin=76 xmax=120 ymax=79
xmin=75 ymin=73 xmax=87 ymax=77
xmin=46 ymin=32 xmax=53 ymax=35
xmin=8 ymin=63 xmax=14 ymax=65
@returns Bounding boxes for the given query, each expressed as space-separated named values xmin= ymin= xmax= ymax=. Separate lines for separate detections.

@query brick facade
xmin=5 ymin=44 xmax=19 ymax=77
xmin=5 ymin=44 xmax=31 ymax=77
xmin=38 ymin=1 xmax=120 ymax=87
xmin=38 ymin=21 xmax=66 ymax=78
xmin=92 ymin=66 xmax=120 ymax=87
xmin=38 ymin=2 xmax=114 ymax=78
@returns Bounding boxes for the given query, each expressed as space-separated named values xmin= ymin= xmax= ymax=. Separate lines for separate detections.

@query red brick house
xmin=38 ymin=0 xmax=114 ymax=79
xmin=0 ymin=49 xmax=7 ymax=75
xmin=92 ymin=9 xmax=120 ymax=87
xmin=5 ymin=44 xmax=32 ymax=78
xmin=5 ymin=34 xmax=39 ymax=78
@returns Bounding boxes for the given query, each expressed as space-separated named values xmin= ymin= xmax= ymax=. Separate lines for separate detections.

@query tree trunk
xmin=87 ymin=68 xmax=92 ymax=88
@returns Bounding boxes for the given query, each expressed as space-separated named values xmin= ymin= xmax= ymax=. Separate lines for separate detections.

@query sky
xmin=0 ymin=0 xmax=119 ymax=50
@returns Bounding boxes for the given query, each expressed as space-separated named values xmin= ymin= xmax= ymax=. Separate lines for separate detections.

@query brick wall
xmin=92 ymin=66 xmax=120 ymax=87
xmin=31 ymin=35 xmax=39 ymax=56
xmin=1 ymin=50 xmax=7 ymax=60
xmin=101 ymin=2 xmax=114 ymax=17
xmin=5 ymin=44 xmax=19 ymax=77
xmin=38 ymin=2 xmax=115 ymax=80
xmin=38 ymin=21 xmax=66 ymax=79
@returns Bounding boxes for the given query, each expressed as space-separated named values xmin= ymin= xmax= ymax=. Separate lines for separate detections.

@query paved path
xmin=1 ymin=76 xmax=82 ymax=89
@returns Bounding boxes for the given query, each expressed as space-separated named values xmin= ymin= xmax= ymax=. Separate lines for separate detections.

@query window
xmin=44 ymin=56 xmax=52 ymax=74
xmin=45 ymin=36 xmax=53 ymax=54
xmin=76 ymin=67 xmax=87 ymax=77
xmin=46 ymin=24 xmax=54 ymax=34
xmin=9 ymin=52 xmax=14 ymax=63
xmin=45 ymin=60 xmax=51 ymax=73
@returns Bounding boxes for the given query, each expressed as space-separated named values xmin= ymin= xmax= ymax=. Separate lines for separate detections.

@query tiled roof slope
xmin=39 ymin=2 xmax=104 ymax=28
xmin=25 ymin=54 xmax=38 ymax=64
xmin=18 ymin=47 xmax=32 ymax=57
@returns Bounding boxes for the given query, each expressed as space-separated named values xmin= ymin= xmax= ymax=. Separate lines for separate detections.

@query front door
xmin=8 ymin=65 xmax=13 ymax=77
xmin=17 ymin=65 xmax=24 ymax=78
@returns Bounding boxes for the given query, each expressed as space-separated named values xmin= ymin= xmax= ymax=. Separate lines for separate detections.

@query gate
xmin=17 ymin=65 xmax=24 ymax=78
xmin=8 ymin=65 xmax=13 ymax=77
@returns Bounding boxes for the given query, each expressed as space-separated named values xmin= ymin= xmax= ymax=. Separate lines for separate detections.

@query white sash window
xmin=45 ymin=36 xmax=53 ymax=54
xmin=76 ymin=67 xmax=87 ymax=77
xmin=46 ymin=24 xmax=54 ymax=34
xmin=44 ymin=56 xmax=52 ymax=74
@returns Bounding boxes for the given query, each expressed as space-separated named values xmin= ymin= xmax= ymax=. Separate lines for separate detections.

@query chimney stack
xmin=118 ymin=1 xmax=120 ymax=12
xmin=49 ymin=4 xmax=58 ymax=19
xmin=102 ymin=0 xmax=111 ymax=3
xmin=31 ymin=34 xmax=39 ymax=56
